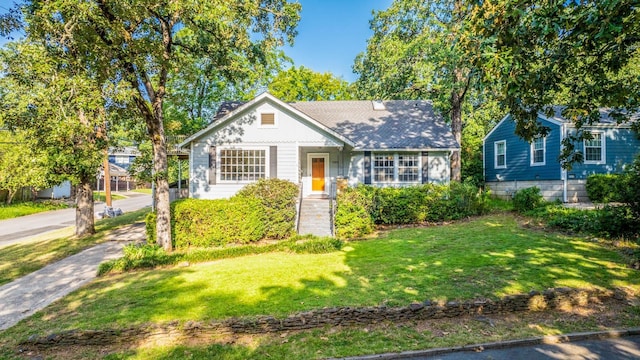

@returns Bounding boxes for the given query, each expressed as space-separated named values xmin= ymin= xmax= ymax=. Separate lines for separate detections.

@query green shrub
xmin=173 ymin=198 xmax=266 ymax=248
xmin=234 ymin=178 xmax=299 ymax=239
xmin=619 ymin=154 xmax=640 ymax=219
xmin=586 ymin=174 xmax=622 ymax=203
xmin=145 ymin=212 xmax=157 ymax=245
xmin=335 ymin=205 xmax=374 ymax=239
xmin=513 ymin=187 xmax=544 ymax=213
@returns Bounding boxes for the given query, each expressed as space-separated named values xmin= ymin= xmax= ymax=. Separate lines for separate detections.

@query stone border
xmin=20 ymin=287 xmax=627 ymax=348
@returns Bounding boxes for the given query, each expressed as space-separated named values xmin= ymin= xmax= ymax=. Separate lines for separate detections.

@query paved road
xmin=410 ymin=335 xmax=640 ymax=360
xmin=0 ymin=193 xmax=151 ymax=247
xmin=0 ymin=223 xmax=146 ymax=331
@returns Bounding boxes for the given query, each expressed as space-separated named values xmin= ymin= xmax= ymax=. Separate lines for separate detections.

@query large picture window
xmin=530 ymin=137 xmax=545 ymax=166
xmin=373 ymin=153 xmax=420 ymax=183
xmin=220 ymin=149 xmax=266 ymax=181
xmin=584 ymin=133 xmax=604 ymax=163
xmin=494 ymin=140 xmax=506 ymax=169
xmin=373 ymin=154 xmax=395 ymax=182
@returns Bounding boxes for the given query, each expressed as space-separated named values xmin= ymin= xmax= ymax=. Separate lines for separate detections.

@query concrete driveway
xmin=0 ymin=192 xmax=151 ymax=247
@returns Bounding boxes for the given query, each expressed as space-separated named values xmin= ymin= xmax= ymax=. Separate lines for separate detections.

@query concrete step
xmin=298 ymin=198 xmax=333 ymax=237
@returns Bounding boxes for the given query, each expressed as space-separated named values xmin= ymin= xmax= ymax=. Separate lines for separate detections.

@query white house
xmin=180 ymin=92 xmax=459 ymax=199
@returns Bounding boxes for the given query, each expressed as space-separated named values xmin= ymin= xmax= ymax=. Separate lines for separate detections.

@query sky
xmin=0 ymin=0 xmax=393 ymax=82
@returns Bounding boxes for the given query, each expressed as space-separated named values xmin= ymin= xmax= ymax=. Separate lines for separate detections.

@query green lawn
xmin=93 ymin=192 xmax=127 ymax=202
xmin=0 ymin=201 xmax=68 ymax=220
xmin=4 ymin=214 xmax=638 ymax=338
xmin=131 ymin=188 xmax=152 ymax=194
xmin=0 ymin=208 xmax=150 ymax=286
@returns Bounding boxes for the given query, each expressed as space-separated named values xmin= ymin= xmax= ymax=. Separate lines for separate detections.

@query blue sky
xmin=0 ymin=0 xmax=392 ymax=82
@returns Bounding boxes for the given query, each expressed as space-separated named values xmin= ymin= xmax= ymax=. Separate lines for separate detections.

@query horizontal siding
xmin=567 ymin=128 xmax=640 ymax=179
xmin=277 ymin=143 xmax=299 ymax=183
xmin=484 ymin=115 xmax=562 ymax=182
xmin=427 ymin=151 xmax=450 ymax=184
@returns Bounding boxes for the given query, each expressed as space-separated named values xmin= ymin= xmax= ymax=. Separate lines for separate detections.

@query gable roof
xmin=181 ymin=93 xmax=459 ymax=150
xmin=289 ymin=100 xmax=458 ymax=150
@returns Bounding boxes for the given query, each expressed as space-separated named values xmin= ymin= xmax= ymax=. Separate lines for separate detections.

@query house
xmin=180 ymin=92 xmax=459 ymax=200
xmin=108 ymin=146 xmax=139 ymax=170
xmin=483 ymin=109 xmax=640 ymax=202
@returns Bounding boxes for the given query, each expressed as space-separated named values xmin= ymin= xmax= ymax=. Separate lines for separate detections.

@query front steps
xmin=297 ymin=198 xmax=333 ymax=237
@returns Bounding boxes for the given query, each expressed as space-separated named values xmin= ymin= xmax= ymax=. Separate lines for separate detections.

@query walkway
xmin=298 ymin=197 xmax=333 ymax=237
xmin=0 ymin=222 xmax=146 ymax=331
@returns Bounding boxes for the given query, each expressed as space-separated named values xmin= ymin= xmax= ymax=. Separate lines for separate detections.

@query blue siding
xmin=567 ymin=128 xmax=640 ymax=179
xmin=484 ymin=115 xmax=562 ymax=181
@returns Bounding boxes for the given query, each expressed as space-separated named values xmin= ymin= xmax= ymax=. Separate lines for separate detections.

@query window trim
xmin=217 ymin=146 xmax=269 ymax=183
xmin=259 ymin=112 xmax=277 ymax=128
xmin=530 ymin=136 xmax=546 ymax=166
xmin=583 ymin=132 xmax=606 ymax=165
xmin=371 ymin=152 xmax=421 ymax=184
xmin=494 ymin=140 xmax=506 ymax=169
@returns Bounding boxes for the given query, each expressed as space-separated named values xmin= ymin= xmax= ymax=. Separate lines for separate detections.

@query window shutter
xmin=269 ymin=146 xmax=277 ymax=178
xmin=421 ymin=151 xmax=429 ymax=184
xmin=261 ymin=113 xmax=275 ymax=126
xmin=208 ymin=146 xmax=216 ymax=185
xmin=364 ymin=151 xmax=371 ymax=184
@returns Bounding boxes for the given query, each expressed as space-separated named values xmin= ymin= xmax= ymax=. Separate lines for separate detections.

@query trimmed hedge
xmin=234 ymin=178 xmax=299 ymax=239
xmin=173 ymin=198 xmax=266 ymax=248
xmin=586 ymin=174 xmax=622 ymax=203
xmin=335 ymin=182 xmax=490 ymax=239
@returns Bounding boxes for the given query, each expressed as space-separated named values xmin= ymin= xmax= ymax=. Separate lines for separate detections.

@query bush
xmin=619 ymin=154 xmax=640 ymax=219
xmin=586 ymin=174 xmax=622 ymax=203
xmin=234 ymin=178 xmax=299 ymax=239
xmin=145 ymin=212 xmax=157 ymax=245
xmin=173 ymin=198 xmax=266 ymax=248
xmin=335 ymin=182 xmax=491 ymax=239
xmin=513 ymin=187 xmax=544 ymax=213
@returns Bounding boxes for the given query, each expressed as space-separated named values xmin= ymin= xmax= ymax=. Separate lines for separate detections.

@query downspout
xmin=561 ymin=123 xmax=568 ymax=203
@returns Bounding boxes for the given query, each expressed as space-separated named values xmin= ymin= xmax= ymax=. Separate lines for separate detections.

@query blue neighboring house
xmin=483 ymin=109 xmax=640 ymax=202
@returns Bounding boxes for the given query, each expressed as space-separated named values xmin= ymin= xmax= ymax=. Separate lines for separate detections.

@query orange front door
xmin=311 ymin=157 xmax=325 ymax=191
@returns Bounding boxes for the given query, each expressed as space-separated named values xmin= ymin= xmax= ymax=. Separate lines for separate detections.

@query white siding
xmin=427 ymin=151 xmax=450 ymax=184
xmin=347 ymin=152 xmax=364 ymax=186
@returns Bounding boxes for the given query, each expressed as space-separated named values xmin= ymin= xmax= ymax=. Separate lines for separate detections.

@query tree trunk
xmin=152 ymin=131 xmax=172 ymax=252
xmin=75 ymin=177 xmax=95 ymax=237
xmin=6 ymin=189 xmax=15 ymax=205
xmin=450 ymin=90 xmax=462 ymax=182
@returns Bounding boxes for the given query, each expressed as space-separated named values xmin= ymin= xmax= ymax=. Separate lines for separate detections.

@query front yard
xmin=1 ymin=213 xmax=639 ymax=359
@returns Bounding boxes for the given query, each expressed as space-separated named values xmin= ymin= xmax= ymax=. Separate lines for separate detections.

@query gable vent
xmin=372 ymin=100 xmax=386 ymax=111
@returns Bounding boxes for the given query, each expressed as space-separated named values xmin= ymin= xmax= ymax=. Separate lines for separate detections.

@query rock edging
xmin=21 ymin=287 xmax=627 ymax=348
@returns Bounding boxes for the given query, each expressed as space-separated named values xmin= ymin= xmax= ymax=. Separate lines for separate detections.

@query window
xmin=373 ymin=153 xmax=420 ymax=183
xmin=374 ymin=154 xmax=395 ymax=182
xmin=494 ymin=141 xmax=506 ymax=168
xmin=261 ymin=113 xmax=275 ymax=126
xmin=584 ymin=133 xmax=604 ymax=163
xmin=219 ymin=149 xmax=266 ymax=181
xmin=398 ymin=154 xmax=419 ymax=182
xmin=530 ymin=137 xmax=545 ymax=166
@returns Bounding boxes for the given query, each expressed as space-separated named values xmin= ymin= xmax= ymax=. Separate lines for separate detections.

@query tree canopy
xmin=268 ymin=65 xmax=353 ymax=101
xmin=23 ymin=0 xmax=301 ymax=250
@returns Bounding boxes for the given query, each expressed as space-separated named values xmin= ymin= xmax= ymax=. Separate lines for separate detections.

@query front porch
xmin=298 ymin=146 xmax=347 ymax=199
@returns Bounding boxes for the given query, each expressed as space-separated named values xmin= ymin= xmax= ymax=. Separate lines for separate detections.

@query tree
xmin=0 ymin=129 xmax=49 ymax=204
xmin=0 ymin=41 xmax=109 ymax=235
xmin=466 ymin=0 xmax=640 ymax=166
xmin=24 ymin=1 xmax=301 ymax=251
xmin=268 ymin=65 xmax=353 ymax=101
xmin=353 ymin=0 xmax=480 ymax=182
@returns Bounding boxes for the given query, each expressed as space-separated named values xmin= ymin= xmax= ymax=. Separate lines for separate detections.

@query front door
xmin=311 ymin=157 xmax=325 ymax=191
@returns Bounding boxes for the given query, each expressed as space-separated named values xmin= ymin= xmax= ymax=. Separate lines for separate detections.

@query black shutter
xmin=208 ymin=146 xmax=216 ymax=185
xmin=364 ymin=151 xmax=371 ymax=184
xmin=421 ymin=151 xmax=429 ymax=184
xmin=269 ymin=146 xmax=277 ymax=178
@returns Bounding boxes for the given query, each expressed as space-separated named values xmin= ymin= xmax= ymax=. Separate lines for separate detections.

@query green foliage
xmin=512 ymin=187 xmax=544 ymax=213
xmin=98 ymin=236 xmax=343 ymax=275
xmin=586 ymin=174 xmax=622 ymax=203
xmin=0 ymin=201 xmax=68 ymax=220
xmin=619 ymin=154 xmax=640 ymax=219
xmin=0 ymin=130 xmax=50 ymax=204
xmin=335 ymin=183 xmax=491 ymax=239
xmin=173 ymin=198 xmax=266 ymax=248
xmin=268 ymin=65 xmax=353 ymax=101
xmin=468 ymin=0 xmax=640 ymax=164
xmin=234 ymin=178 xmax=299 ymax=239
xmin=145 ymin=212 xmax=157 ymax=245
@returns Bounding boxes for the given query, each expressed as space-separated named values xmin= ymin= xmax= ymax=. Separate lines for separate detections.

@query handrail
xmin=330 ymin=179 xmax=337 ymax=237
xmin=295 ymin=181 xmax=303 ymax=234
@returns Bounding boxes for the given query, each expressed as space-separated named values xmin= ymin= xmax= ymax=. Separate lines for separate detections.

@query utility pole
xmin=104 ymin=153 xmax=112 ymax=207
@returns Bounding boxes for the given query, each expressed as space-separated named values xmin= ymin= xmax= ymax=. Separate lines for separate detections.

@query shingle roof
xmin=549 ymin=106 xmax=639 ymax=125
xmin=213 ymin=99 xmax=459 ymax=150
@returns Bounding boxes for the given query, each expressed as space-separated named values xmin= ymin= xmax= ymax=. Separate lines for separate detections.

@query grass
xmin=0 ymin=201 xmax=68 ymax=220
xmin=0 ymin=208 xmax=150 ymax=286
xmin=93 ymin=192 xmax=127 ymax=202
xmin=132 ymin=188 xmax=152 ymax=194
xmin=2 ymin=214 xmax=638 ymax=337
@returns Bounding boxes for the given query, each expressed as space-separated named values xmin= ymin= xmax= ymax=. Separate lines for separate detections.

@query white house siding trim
xmin=427 ymin=151 xmax=451 ymax=184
